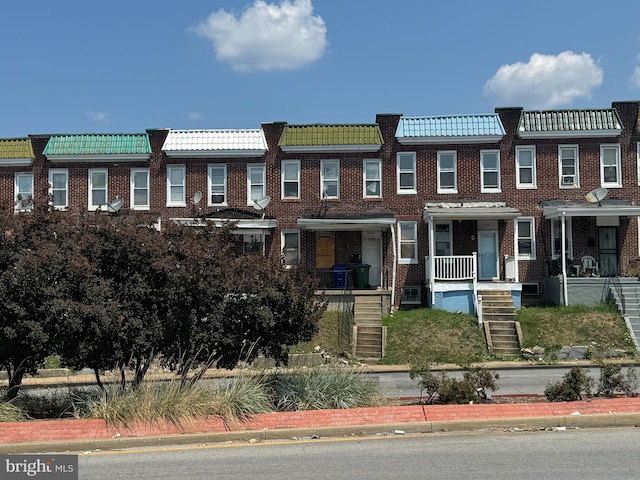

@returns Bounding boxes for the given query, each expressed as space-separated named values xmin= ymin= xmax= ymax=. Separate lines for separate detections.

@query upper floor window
xmin=398 ymin=221 xmax=418 ymax=264
xmin=516 ymin=146 xmax=536 ymax=189
xmin=247 ymin=164 xmax=266 ymax=205
xmin=637 ymin=142 xmax=640 ymax=186
xmin=320 ymin=160 xmax=339 ymax=199
xmin=89 ymin=169 xmax=108 ymax=211
xmin=15 ymin=173 xmax=33 ymax=211
xmin=208 ymin=164 xmax=227 ymax=205
xmin=281 ymin=230 xmax=300 ymax=267
xmin=559 ymin=145 xmax=579 ymax=188
xmin=363 ymin=159 xmax=382 ymax=198
xmin=480 ymin=150 xmax=500 ymax=192
xmin=437 ymin=151 xmax=457 ymax=194
xmin=601 ymin=144 xmax=621 ymax=188
xmin=49 ymin=168 xmax=68 ymax=210
xmin=396 ymin=152 xmax=416 ymax=194
xmin=516 ymin=217 xmax=535 ymax=260
xmin=131 ymin=168 xmax=150 ymax=210
xmin=281 ymin=160 xmax=300 ymax=199
xmin=166 ymin=165 xmax=186 ymax=207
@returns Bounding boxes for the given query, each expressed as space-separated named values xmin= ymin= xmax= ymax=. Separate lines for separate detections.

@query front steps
xmin=609 ymin=279 xmax=640 ymax=351
xmin=479 ymin=290 xmax=521 ymax=355
xmin=353 ymin=295 xmax=386 ymax=360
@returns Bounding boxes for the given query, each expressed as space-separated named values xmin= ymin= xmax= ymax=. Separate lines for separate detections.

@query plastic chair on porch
xmin=581 ymin=255 xmax=599 ymax=276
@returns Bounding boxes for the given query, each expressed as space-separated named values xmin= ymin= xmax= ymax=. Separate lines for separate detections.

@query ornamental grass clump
xmin=0 ymin=400 xmax=25 ymax=422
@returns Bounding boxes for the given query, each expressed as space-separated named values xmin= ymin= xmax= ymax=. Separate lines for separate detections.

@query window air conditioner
xmin=562 ymin=175 xmax=575 ymax=185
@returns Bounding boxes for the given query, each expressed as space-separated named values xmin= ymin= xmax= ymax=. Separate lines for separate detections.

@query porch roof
xmin=171 ymin=208 xmax=277 ymax=231
xmin=542 ymin=200 xmax=640 ymax=219
xmin=423 ymin=201 xmax=521 ymax=220
xmin=297 ymin=212 xmax=395 ymax=231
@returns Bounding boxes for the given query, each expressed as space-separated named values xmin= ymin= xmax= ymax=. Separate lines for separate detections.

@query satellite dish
xmin=586 ymin=187 xmax=608 ymax=207
xmin=253 ymin=195 xmax=271 ymax=211
xmin=107 ymin=197 xmax=124 ymax=213
xmin=191 ymin=191 xmax=202 ymax=205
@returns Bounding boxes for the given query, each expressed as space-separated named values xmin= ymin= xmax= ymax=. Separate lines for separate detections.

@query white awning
xmin=542 ymin=202 xmax=640 ymax=219
xmin=423 ymin=201 xmax=521 ymax=221
xmin=297 ymin=217 xmax=396 ymax=231
xmin=171 ymin=217 xmax=277 ymax=232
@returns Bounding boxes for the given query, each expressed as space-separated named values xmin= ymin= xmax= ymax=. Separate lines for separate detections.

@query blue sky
xmin=2 ymin=0 xmax=640 ymax=137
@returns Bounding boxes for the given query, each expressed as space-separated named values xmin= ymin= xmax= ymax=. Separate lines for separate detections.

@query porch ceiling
xmin=542 ymin=200 xmax=640 ymax=219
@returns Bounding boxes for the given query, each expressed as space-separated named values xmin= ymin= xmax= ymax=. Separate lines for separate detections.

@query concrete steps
xmin=353 ymin=295 xmax=385 ymax=359
xmin=609 ymin=280 xmax=640 ymax=350
xmin=479 ymin=290 xmax=521 ymax=355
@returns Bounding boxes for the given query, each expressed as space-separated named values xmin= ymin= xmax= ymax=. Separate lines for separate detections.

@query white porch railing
xmin=426 ymin=254 xmax=479 ymax=315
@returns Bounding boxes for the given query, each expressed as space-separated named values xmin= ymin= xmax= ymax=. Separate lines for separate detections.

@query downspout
xmin=390 ymin=223 xmax=397 ymax=313
xmin=561 ymin=212 xmax=569 ymax=306
xmin=428 ymin=215 xmax=435 ymax=308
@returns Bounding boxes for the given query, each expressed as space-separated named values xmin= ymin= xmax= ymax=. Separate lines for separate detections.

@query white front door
xmin=478 ymin=231 xmax=499 ymax=280
xmin=362 ymin=232 xmax=382 ymax=287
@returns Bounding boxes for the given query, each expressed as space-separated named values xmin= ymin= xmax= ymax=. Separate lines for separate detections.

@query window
xmin=637 ymin=143 xmax=640 ymax=186
xmin=15 ymin=173 xmax=33 ymax=211
xmin=437 ymin=151 xmax=457 ymax=193
xmin=559 ymin=145 xmax=579 ymax=188
xmin=601 ymin=144 xmax=621 ymax=187
xmin=166 ymin=165 xmax=186 ymax=206
xmin=434 ymin=222 xmax=452 ymax=256
xmin=516 ymin=217 xmax=535 ymax=260
xmin=398 ymin=221 xmax=418 ymax=264
xmin=516 ymin=146 xmax=536 ymax=188
xmin=48 ymin=169 xmax=68 ymax=209
xmin=400 ymin=286 xmax=421 ymax=305
xmin=281 ymin=160 xmax=300 ymax=199
xmin=208 ymin=164 xmax=227 ymax=205
xmin=281 ymin=230 xmax=300 ymax=267
xmin=89 ymin=169 xmax=108 ymax=210
xmin=130 ymin=168 xmax=150 ymax=210
xmin=550 ymin=218 xmax=573 ymax=259
xmin=320 ymin=160 xmax=339 ymax=198
xmin=480 ymin=150 xmax=500 ymax=192
xmin=247 ymin=164 xmax=266 ymax=204
xmin=363 ymin=159 xmax=382 ymax=198
xmin=396 ymin=152 xmax=416 ymax=194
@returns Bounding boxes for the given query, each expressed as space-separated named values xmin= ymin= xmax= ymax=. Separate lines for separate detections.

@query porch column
xmin=390 ymin=223 xmax=397 ymax=312
xmin=561 ymin=212 xmax=569 ymax=306
xmin=428 ymin=215 xmax=435 ymax=307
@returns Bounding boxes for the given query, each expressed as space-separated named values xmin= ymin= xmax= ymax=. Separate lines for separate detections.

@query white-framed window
xmin=14 ymin=173 xmax=34 ymax=211
xmin=363 ymin=159 xmax=382 ymax=198
xmin=398 ymin=221 xmax=418 ymax=264
xmin=130 ymin=168 xmax=150 ymax=210
xmin=515 ymin=217 xmax=536 ymax=260
xmin=396 ymin=152 xmax=416 ymax=194
xmin=208 ymin=164 xmax=227 ymax=205
xmin=601 ymin=144 xmax=621 ymax=188
xmin=320 ymin=160 xmax=339 ymax=199
xmin=400 ymin=286 xmax=421 ymax=305
xmin=516 ymin=146 xmax=536 ymax=189
xmin=437 ymin=151 xmax=457 ymax=193
xmin=434 ymin=221 xmax=452 ymax=256
xmin=88 ymin=169 xmax=108 ymax=211
xmin=281 ymin=160 xmax=300 ymax=199
xmin=166 ymin=165 xmax=186 ymax=207
xmin=480 ymin=150 xmax=500 ymax=192
xmin=550 ymin=218 xmax=573 ymax=259
xmin=637 ymin=142 xmax=640 ymax=186
xmin=48 ymin=168 xmax=68 ymax=209
xmin=281 ymin=229 xmax=300 ymax=267
xmin=559 ymin=145 xmax=579 ymax=188
xmin=247 ymin=163 xmax=266 ymax=205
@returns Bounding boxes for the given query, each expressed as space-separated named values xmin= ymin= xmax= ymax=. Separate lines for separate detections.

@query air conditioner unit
xmin=562 ymin=175 xmax=575 ymax=185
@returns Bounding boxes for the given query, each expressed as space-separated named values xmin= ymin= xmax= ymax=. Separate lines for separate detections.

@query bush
xmin=409 ymin=365 xmax=499 ymax=404
xmin=597 ymin=364 xmax=639 ymax=397
xmin=544 ymin=367 xmax=594 ymax=402
xmin=0 ymin=400 xmax=25 ymax=422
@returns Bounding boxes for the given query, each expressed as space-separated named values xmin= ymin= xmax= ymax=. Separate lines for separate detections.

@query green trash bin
xmin=354 ymin=264 xmax=371 ymax=289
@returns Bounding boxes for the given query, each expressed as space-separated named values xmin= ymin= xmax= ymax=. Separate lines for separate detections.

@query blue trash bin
xmin=332 ymin=264 xmax=348 ymax=288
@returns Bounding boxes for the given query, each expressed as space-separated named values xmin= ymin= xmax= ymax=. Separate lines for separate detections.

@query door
xmin=478 ymin=231 xmax=499 ymax=280
xmin=362 ymin=232 xmax=382 ymax=287
xmin=598 ymin=227 xmax=618 ymax=276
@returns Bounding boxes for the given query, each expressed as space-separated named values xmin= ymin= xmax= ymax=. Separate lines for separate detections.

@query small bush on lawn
xmin=409 ymin=365 xmax=499 ymax=404
xmin=597 ymin=364 xmax=639 ymax=397
xmin=0 ymin=400 xmax=25 ymax=422
xmin=264 ymin=367 xmax=383 ymax=411
xmin=544 ymin=367 xmax=594 ymax=402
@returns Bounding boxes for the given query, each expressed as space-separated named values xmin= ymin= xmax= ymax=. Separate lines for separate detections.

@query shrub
xmin=544 ymin=367 xmax=594 ymax=402
xmin=597 ymin=364 xmax=639 ymax=397
xmin=409 ymin=365 xmax=499 ymax=404
xmin=0 ymin=400 xmax=25 ymax=422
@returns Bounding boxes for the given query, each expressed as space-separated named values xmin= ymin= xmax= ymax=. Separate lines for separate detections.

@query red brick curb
xmin=1 ymin=397 xmax=639 ymax=445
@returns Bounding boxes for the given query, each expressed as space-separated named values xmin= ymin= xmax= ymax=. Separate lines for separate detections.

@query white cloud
xmin=484 ymin=51 xmax=603 ymax=109
xmin=86 ymin=111 xmax=110 ymax=123
xmin=631 ymin=55 xmax=640 ymax=89
xmin=191 ymin=0 xmax=327 ymax=72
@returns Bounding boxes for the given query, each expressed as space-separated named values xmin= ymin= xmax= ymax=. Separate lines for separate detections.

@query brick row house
xmin=1 ymin=101 xmax=639 ymax=320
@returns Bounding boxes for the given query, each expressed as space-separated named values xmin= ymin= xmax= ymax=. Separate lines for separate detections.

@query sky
xmin=1 ymin=0 xmax=640 ymax=137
